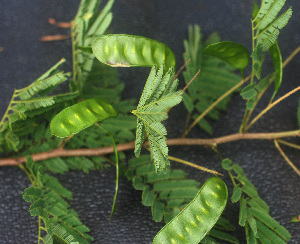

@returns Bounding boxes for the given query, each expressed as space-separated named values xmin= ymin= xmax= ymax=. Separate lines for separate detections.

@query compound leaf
xmin=183 ymin=25 xmax=241 ymax=134
xmin=132 ymin=65 xmax=182 ymax=171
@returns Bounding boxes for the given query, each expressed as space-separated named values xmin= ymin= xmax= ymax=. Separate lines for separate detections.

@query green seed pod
xmin=50 ymin=98 xmax=118 ymax=138
xmin=92 ymin=34 xmax=176 ymax=71
xmin=153 ymin=177 xmax=228 ymax=244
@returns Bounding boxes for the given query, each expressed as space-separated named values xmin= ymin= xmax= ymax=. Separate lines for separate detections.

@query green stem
xmin=18 ymin=164 xmax=35 ymax=185
xmin=243 ymin=75 xmax=273 ymax=128
xmin=250 ymin=20 xmax=255 ymax=85
xmin=228 ymin=170 xmax=237 ymax=187
xmin=38 ymin=216 xmax=42 ymax=244
xmin=240 ymin=20 xmax=256 ymax=133
xmin=96 ymin=124 xmax=119 ymax=221
xmin=0 ymin=91 xmax=17 ymax=129
xmin=71 ymin=21 xmax=78 ymax=91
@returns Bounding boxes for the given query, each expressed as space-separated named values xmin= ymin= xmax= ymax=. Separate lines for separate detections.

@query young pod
xmin=50 ymin=98 xmax=118 ymax=138
xmin=153 ymin=177 xmax=228 ymax=244
xmin=92 ymin=34 xmax=176 ymax=71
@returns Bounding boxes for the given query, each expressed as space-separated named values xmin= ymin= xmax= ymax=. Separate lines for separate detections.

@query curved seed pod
xmin=153 ymin=177 xmax=228 ymax=244
xmin=92 ymin=34 xmax=176 ymax=71
xmin=50 ymin=98 xmax=118 ymax=138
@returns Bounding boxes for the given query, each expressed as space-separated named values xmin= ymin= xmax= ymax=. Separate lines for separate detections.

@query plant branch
xmin=181 ymin=69 xmax=200 ymax=94
xmin=274 ymin=140 xmax=300 ymax=176
xmin=282 ymin=46 xmax=300 ymax=68
xmin=168 ymin=155 xmax=222 ymax=175
xmin=246 ymin=85 xmax=300 ymax=130
xmin=242 ymin=46 xmax=300 ymax=131
xmin=243 ymin=75 xmax=273 ymax=131
xmin=277 ymin=139 xmax=300 ymax=150
xmin=182 ymin=74 xmax=251 ymax=137
xmin=174 ymin=58 xmax=191 ymax=80
xmin=1 ymin=129 xmax=299 ymax=166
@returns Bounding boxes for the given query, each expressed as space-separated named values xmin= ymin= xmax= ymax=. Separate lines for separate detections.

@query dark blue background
xmin=0 ymin=0 xmax=299 ymax=243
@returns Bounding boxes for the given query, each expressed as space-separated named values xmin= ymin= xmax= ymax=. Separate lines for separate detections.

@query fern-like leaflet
xmin=22 ymin=156 xmax=93 ymax=244
xmin=252 ymin=0 xmax=292 ymax=79
xmin=0 ymin=59 xmax=78 ymax=152
xmin=71 ymin=0 xmax=114 ymax=91
xmin=125 ymin=155 xmax=239 ymax=244
xmin=182 ymin=25 xmax=241 ymax=134
xmin=132 ymin=64 xmax=182 ymax=172
xmin=222 ymin=159 xmax=291 ymax=243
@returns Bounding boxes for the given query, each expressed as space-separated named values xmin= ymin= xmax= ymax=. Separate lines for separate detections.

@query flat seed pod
xmin=92 ymin=34 xmax=176 ymax=71
xmin=153 ymin=177 xmax=228 ymax=244
xmin=50 ymin=98 xmax=118 ymax=138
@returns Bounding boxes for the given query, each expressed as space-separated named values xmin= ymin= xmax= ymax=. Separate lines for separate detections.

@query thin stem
xmin=246 ymin=85 xmax=300 ymax=130
xmin=239 ymin=109 xmax=250 ymax=133
xmin=58 ymin=135 xmax=74 ymax=149
xmin=38 ymin=216 xmax=42 ymax=244
xmin=174 ymin=58 xmax=191 ymax=80
xmin=0 ymin=90 xmax=17 ymax=128
xmin=181 ymin=69 xmax=200 ymax=94
xmin=240 ymin=20 xmax=256 ymax=133
xmin=277 ymin=139 xmax=300 ymax=150
xmin=250 ymin=20 xmax=255 ymax=85
xmin=39 ymin=226 xmax=47 ymax=232
xmin=228 ymin=170 xmax=238 ymax=187
xmin=243 ymin=75 xmax=273 ymax=129
xmin=243 ymin=46 xmax=300 ymax=130
xmin=168 ymin=155 xmax=222 ymax=175
xmin=274 ymin=140 xmax=300 ymax=176
xmin=71 ymin=21 xmax=78 ymax=90
xmin=282 ymin=46 xmax=300 ymax=68
xmin=1 ymin=129 xmax=299 ymax=166
xmin=18 ymin=164 xmax=35 ymax=185
xmin=183 ymin=74 xmax=251 ymax=137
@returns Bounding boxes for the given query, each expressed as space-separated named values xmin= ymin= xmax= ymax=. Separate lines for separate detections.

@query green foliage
xmin=269 ymin=41 xmax=283 ymax=101
xmin=125 ymin=155 xmax=200 ymax=223
xmin=22 ymin=156 xmax=93 ymax=244
xmin=50 ymin=98 xmax=118 ymax=138
xmin=0 ymin=59 xmax=78 ymax=153
xmin=0 ymin=0 xmax=297 ymax=243
xmin=125 ymin=155 xmax=238 ymax=244
xmin=222 ymin=159 xmax=291 ymax=243
xmin=132 ymin=64 xmax=182 ymax=171
xmin=153 ymin=177 xmax=228 ymax=244
xmin=182 ymin=25 xmax=241 ymax=134
xmin=99 ymin=126 xmax=120 ymax=220
xmin=72 ymin=0 xmax=114 ymax=91
xmin=92 ymin=34 xmax=176 ymax=71
xmin=252 ymin=0 xmax=292 ymax=79
xmin=204 ymin=41 xmax=250 ymax=71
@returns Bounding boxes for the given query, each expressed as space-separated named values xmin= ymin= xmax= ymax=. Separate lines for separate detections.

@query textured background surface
xmin=0 ymin=0 xmax=299 ymax=243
